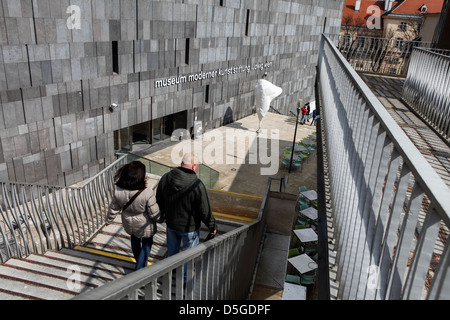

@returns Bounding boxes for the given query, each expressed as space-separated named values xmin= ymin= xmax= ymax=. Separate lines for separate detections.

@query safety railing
xmin=402 ymin=47 xmax=450 ymax=141
xmin=318 ymin=34 xmax=450 ymax=299
xmin=73 ymin=178 xmax=272 ymax=300
xmin=125 ymin=152 xmax=219 ymax=189
xmin=0 ymin=156 xmax=127 ymax=263
xmin=328 ymin=33 xmax=437 ymax=76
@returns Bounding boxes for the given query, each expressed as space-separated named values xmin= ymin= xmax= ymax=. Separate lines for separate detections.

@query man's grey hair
xmin=181 ymin=153 xmax=199 ymax=165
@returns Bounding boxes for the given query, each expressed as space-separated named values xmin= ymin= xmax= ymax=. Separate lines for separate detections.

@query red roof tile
xmin=342 ymin=0 xmax=396 ymax=26
xmin=390 ymin=0 xmax=444 ymax=15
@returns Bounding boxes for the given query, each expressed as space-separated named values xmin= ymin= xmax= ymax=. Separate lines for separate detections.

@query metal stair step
xmin=0 ymin=276 xmax=74 ymax=300
xmin=0 ymin=290 xmax=28 ymax=300
xmin=0 ymin=264 xmax=91 ymax=294
xmin=103 ymin=222 xmax=167 ymax=235
xmin=59 ymin=246 xmax=134 ymax=274
xmin=0 ymin=268 xmax=76 ymax=300
xmin=86 ymin=233 xmax=167 ymax=260
xmin=7 ymin=256 xmax=116 ymax=285
xmin=47 ymin=249 xmax=135 ymax=274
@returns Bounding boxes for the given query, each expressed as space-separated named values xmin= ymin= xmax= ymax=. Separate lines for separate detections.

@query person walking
xmin=311 ymin=109 xmax=317 ymax=126
xmin=300 ymin=103 xmax=309 ymax=124
xmin=306 ymin=103 xmax=311 ymax=122
xmin=106 ymin=161 xmax=162 ymax=270
xmin=156 ymin=153 xmax=216 ymax=258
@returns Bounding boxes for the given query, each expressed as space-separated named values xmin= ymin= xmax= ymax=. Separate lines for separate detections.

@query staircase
xmin=0 ymin=214 xmax=253 ymax=300
xmin=0 ymin=248 xmax=134 ymax=300
xmin=0 ymin=154 xmax=262 ymax=300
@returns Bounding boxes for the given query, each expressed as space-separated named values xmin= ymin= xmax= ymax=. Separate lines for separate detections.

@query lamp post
xmin=289 ymin=103 xmax=301 ymax=173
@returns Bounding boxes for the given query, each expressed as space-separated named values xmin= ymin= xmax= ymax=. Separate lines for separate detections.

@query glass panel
xmin=133 ymin=122 xmax=150 ymax=144
xmin=162 ymin=116 xmax=173 ymax=140
xmin=173 ymin=111 xmax=187 ymax=132
xmin=114 ymin=128 xmax=131 ymax=151
xmin=152 ymin=118 xmax=162 ymax=142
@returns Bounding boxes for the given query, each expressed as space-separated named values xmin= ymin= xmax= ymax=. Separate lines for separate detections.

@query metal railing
xmin=0 ymin=151 xmax=219 ymax=263
xmin=0 ymin=156 xmax=127 ymax=263
xmin=328 ymin=33 xmax=443 ymax=76
xmin=73 ymin=178 xmax=272 ymax=300
xmin=125 ymin=152 xmax=220 ymax=189
xmin=402 ymin=47 xmax=450 ymax=141
xmin=318 ymin=34 xmax=450 ymax=299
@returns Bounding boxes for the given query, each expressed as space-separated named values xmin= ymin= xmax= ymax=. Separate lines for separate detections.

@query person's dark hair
xmin=115 ymin=161 xmax=146 ymax=190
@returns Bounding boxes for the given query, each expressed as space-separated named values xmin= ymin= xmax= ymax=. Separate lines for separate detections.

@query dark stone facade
xmin=0 ymin=0 xmax=343 ymax=186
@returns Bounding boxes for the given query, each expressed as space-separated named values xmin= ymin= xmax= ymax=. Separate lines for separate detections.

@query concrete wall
xmin=0 ymin=0 xmax=344 ymax=186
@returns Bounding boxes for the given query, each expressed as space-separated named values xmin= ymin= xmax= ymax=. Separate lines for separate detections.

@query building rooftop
xmin=342 ymin=0 xmax=395 ymax=28
xmin=389 ymin=0 xmax=444 ymax=15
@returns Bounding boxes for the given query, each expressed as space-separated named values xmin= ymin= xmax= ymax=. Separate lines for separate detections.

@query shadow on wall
xmin=223 ymin=107 xmax=234 ymax=126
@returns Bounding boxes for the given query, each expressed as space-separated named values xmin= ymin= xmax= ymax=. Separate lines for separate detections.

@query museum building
xmin=0 ymin=0 xmax=344 ymax=186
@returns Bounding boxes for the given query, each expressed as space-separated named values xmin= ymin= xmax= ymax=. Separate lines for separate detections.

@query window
xmin=245 ymin=9 xmax=250 ymax=36
xmin=112 ymin=41 xmax=119 ymax=74
xmin=185 ymin=38 xmax=190 ymax=65
xmin=398 ymin=22 xmax=407 ymax=31
xmin=205 ymin=85 xmax=210 ymax=104
xmin=396 ymin=37 xmax=404 ymax=48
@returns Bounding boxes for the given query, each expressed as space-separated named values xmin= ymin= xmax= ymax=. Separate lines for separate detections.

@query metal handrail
xmin=73 ymin=178 xmax=272 ymax=300
xmin=124 ymin=152 xmax=220 ymax=189
xmin=402 ymin=47 xmax=450 ymax=141
xmin=0 ymin=155 xmax=127 ymax=262
xmin=318 ymin=34 xmax=450 ymax=300
xmin=327 ymin=33 xmax=440 ymax=76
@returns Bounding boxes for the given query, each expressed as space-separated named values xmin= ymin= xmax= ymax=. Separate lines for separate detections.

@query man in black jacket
xmin=156 ymin=153 xmax=216 ymax=257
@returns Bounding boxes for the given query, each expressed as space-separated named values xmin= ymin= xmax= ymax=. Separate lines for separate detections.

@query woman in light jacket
xmin=106 ymin=161 xmax=162 ymax=270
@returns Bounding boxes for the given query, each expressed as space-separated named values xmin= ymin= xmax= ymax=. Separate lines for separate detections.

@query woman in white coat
xmin=106 ymin=161 xmax=162 ymax=270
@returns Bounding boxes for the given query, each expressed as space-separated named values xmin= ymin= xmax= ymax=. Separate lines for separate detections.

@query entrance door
xmin=173 ymin=111 xmax=187 ymax=133
xmin=114 ymin=111 xmax=188 ymax=151
xmin=132 ymin=122 xmax=151 ymax=144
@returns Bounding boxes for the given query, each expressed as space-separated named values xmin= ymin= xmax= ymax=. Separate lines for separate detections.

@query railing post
xmin=318 ymin=33 xmax=450 ymax=300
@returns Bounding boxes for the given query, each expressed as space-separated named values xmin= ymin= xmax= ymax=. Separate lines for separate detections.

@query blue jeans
xmin=166 ymin=227 xmax=200 ymax=257
xmin=300 ymin=114 xmax=307 ymax=124
xmin=130 ymin=235 xmax=153 ymax=270
xmin=166 ymin=228 xmax=200 ymax=282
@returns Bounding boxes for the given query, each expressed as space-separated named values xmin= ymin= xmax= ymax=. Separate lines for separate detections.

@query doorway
xmin=114 ymin=111 xmax=188 ymax=152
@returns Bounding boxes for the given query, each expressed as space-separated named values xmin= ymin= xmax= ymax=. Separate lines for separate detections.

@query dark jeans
xmin=130 ymin=234 xmax=153 ymax=270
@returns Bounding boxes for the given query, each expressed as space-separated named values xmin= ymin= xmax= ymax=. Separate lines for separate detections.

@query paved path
xmin=360 ymin=73 xmax=450 ymax=190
